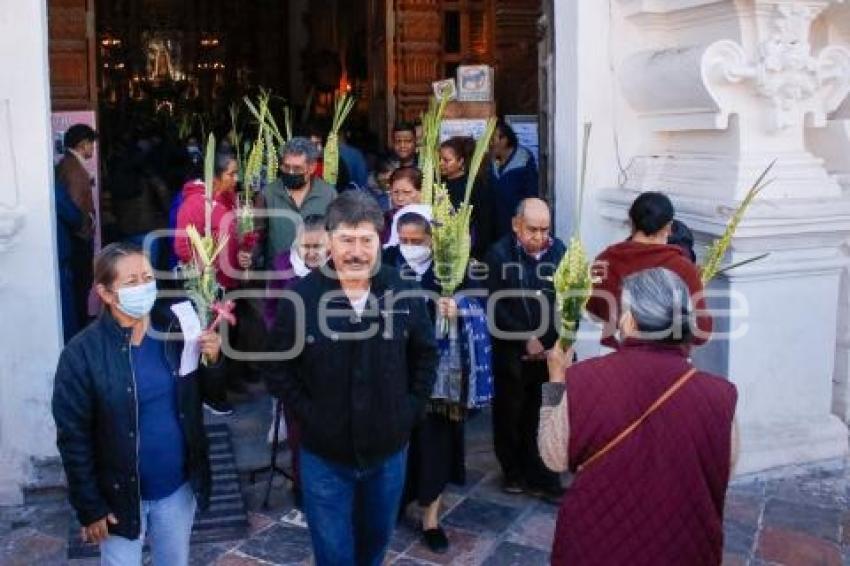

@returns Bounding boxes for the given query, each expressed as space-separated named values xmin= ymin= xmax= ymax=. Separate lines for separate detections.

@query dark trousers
xmin=58 ymin=261 xmax=79 ymax=343
xmin=70 ymin=236 xmax=93 ymax=327
xmin=492 ymin=348 xmax=561 ymax=490
xmin=301 ymin=447 xmax=407 ymax=566
xmin=282 ymin=404 xmax=301 ymax=491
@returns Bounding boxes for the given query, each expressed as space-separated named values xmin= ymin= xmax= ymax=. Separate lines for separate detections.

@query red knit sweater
xmin=586 ymin=241 xmax=712 ymax=348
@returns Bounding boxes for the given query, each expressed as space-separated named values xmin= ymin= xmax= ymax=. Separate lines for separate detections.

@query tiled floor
xmin=2 ymin=386 xmax=849 ymax=565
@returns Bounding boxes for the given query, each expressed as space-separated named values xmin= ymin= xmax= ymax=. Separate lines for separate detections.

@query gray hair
xmin=325 ymin=190 xmax=385 ymax=233
xmin=281 ymin=136 xmax=320 ymax=163
xmin=621 ymin=267 xmax=694 ymax=344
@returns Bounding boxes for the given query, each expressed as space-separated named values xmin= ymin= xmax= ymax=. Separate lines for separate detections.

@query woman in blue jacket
xmin=52 ymin=241 xmax=225 ymax=566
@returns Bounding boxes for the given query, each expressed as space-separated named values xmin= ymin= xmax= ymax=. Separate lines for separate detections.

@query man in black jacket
xmin=266 ymin=191 xmax=437 ymax=566
xmin=484 ymin=197 xmax=565 ymax=502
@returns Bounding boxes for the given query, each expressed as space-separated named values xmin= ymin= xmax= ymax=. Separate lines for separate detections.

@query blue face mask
xmin=116 ymin=280 xmax=157 ymax=319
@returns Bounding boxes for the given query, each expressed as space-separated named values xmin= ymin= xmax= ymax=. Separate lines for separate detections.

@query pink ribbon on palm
xmin=208 ymin=300 xmax=237 ymax=331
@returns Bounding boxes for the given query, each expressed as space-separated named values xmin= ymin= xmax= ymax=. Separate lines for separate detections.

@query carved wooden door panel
xmin=49 ymin=0 xmax=97 ymax=111
xmin=492 ymin=0 xmax=540 ymax=115
xmin=392 ymin=0 xmax=442 ymax=123
xmin=368 ymin=0 xmax=391 ymax=142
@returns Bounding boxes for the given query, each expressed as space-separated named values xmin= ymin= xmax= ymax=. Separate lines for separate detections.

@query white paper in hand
xmin=171 ymin=301 xmax=202 ymax=376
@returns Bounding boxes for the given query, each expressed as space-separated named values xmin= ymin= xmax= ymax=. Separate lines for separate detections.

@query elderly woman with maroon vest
xmin=540 ymin=267 xmax=739 ymax=566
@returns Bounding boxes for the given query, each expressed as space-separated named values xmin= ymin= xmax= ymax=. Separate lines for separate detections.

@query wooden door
xmin=538 ymin=0 xmax=552 ymax=199
xmin=392 ymin=0 xmax=442 ymax=123
xmin=368 ymin=0 xmax=391 ymax=142
xmin=49 ymin=0 xmax=97 ymax=111
xmin=492 ymin=0 xmax=539 ymax=115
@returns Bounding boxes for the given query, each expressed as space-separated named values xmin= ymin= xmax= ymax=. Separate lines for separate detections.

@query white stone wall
xmin=553 ymin=0 xmax=850 ymax=474
xmin=0 ymin=0 xmax=64 ymax=504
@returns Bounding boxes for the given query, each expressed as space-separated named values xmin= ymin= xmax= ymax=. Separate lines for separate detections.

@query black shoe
xmin=204 ymin=399 xmax=234 ymax=416
xmin=502 ymin=479 xmax=524 ymax=495
xmin=422 ymin=527 xmax=449 ymax=554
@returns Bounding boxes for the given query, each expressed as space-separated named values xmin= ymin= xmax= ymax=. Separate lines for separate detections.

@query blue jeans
xmin=99 ymin=482 xmax=196 ymax=566
xmin=301 ymin=447 xmax=407 ymax=566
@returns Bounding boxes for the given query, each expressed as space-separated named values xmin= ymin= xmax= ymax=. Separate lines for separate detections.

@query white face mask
xmin=399 ymin=244 xmax=432 ymax=273
xmin=116 ymin=280 xmax=157 ymax=319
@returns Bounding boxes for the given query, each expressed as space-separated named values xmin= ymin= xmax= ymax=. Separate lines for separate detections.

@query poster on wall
xmin=505 ymin=115 xmax=540 ymax=166
xmin=51 ymin=111 xmax=101 ymax=252
xmin=440 ymin=118 xmax=489 ymax=142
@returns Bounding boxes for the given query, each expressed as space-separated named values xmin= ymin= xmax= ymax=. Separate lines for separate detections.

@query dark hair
xmin=392 ymin=122 xmax=416 ymax=136
xmin=375 ymin=153 xmax=398 ymax=175
xmin=64 ymin=124 xmax=97 ymax=151
xmin=628 ymin=192 xmax=675 ymax=236
xmin=389 ymin=166 xmax=422 ymax=192
xmin=94 ymin=241 xmax=146 ymax=288
xmin=495 ymin=119 xmax=518 ymax=148
xmin=300 ymin=120 xmax=330 ymax=143
xmin=397 ymin=212 xmax=432 ymax=236
xmin=439 ymin=136 xmax=474 ymax=165
xmin=325 ymin=190 xmax=385 ymax=233
xmin=183 ymin=148 xmax=204 ymax=181
xmin=302 ymin=214 xmax=327 ymax=232
xmin=668 ymin=219 xmax=696 ymax=262
xmin=214 ymin=151 xmax=237 ymax=179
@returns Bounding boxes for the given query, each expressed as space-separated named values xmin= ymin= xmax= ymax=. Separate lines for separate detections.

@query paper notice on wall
xmin=441 ymin=119 xmax=489 ymax=142
xmin=170 ymin=301 xmax=202 ymax=376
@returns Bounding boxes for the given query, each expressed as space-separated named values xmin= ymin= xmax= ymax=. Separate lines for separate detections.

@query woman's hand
xmin=237 ymin=250 xmax=253 ymax=270
xmin=546 ymin=342 xmax=574 ymax=383
xmin=81 ymin=513 xmax=118 ymax=544
xmin=199 ymin=330 xmax=222 ymax=364
xmin=437 ymin=297 xmax=459 ymax=320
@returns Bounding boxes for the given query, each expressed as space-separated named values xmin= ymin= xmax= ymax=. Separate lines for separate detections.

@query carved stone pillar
xmin=603 ymin=0 xmax=850 ymax=473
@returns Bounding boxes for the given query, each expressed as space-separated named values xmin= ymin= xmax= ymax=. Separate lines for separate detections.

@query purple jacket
xmin=264 ymin=251 xmax=303 ymax=329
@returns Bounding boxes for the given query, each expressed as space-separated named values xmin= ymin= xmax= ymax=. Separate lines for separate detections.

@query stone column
xmin=599 ymin=0 xmax=850 ymax=473
xmin=0 ymin=0 xmax=64 ymax=504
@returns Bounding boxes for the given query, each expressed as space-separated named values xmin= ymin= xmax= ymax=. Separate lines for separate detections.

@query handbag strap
xmin=577 ymin=367 xmax=698 ymax=474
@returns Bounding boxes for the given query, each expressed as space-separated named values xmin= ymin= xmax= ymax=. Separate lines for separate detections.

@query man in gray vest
xmin=263 ymin=137 xmax=337 ymax=268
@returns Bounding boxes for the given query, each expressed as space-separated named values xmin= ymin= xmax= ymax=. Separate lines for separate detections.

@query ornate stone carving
xmin=708 ymin=3 xmax=850 ymax=130
xmin=0 ymin=100 xmax=25 ymax=254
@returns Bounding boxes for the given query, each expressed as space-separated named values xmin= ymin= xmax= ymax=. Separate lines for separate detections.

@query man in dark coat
xmin=56 ymin=123 xmax=97 ymax=327
xmin=484 ymin=197 xmax=566 ymax=502
xmin=266 ymin=191 xmax=437 ymax=565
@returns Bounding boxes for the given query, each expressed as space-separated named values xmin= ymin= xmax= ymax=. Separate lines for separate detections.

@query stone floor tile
xmin=724 ymin=519 xmax=757 ymax=557
xmin=190 ymin=541 xmax=240 ymax=565
xmin=215 ymin=551 xmax=275 ymax=566
xmin=246 ymin=511 xmax=276 ymax=536
xmin=481 ymin=541 xmax=549 ymax=566
xmin=505 ymin=509 xmax=555 ymax=552
xmin=406 ymin=525 xmax=496 ymax=565
xmin=757 ymin=526 xmax=842 ymax=566
xmin=443 ymin=498 xmax=524 ymax=535
xmin=390 ymin=519 xmax=421 ymax=554
xmin=724 ymin=491 xmax=764 ymax=527
xmin=762 ymin=498 xmax=841 ymax=543
xmin=391 ymin=557 xmax=440 ymax=566
xmin=236 ymin=523 xmax=312 ymax=565
xmin=0 ymin=527 xmax=65 ymax=566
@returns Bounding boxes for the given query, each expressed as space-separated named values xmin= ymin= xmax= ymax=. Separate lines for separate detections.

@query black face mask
xmin=281 ymin=172 xmax=307 ymax=190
